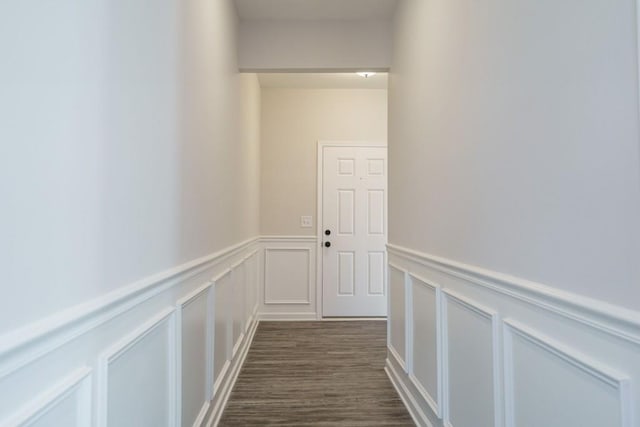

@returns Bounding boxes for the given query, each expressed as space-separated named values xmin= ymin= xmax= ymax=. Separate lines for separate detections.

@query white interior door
xmin=321 ymin=143 xmax=387 ymax=317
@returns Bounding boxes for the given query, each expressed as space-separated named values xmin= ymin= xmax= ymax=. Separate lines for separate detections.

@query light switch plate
xmin=301 ymin=216 xmax=313 ymax=228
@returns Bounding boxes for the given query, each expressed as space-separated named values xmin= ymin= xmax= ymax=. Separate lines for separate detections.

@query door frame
xmin=316 ymin=140 xmax=388 ymax=319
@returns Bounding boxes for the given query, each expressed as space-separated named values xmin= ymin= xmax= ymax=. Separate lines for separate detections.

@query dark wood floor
xmin=219 ymin=321 xmax=415 ymax=426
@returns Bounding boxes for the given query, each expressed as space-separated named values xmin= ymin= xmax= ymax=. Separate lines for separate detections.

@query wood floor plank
xmin=219 ymin=321 xmax=415 ymax=426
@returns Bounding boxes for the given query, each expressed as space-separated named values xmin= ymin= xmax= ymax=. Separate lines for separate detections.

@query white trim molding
xmin=0 ymin=237 xmax=261 ymax=427
xmin=258 ymin=237 xmax=318 ymax=320
xmin=258 ymin=312 xmax=319 ymax=321
xmin=260 ymin=236 xmax=317 ymax=243
xmin=0 ymin=237 xmax=259 ymax=380
xmin=503 ymin=318 xmax=632 ymax=427
xmin=212 ymin=360 xmax=231 ymax=399
xmin=96 ymin=308 xmax=177 ymax=427
xmin=1 ymin=367 xmax=92 ymax=427
xmin=386 ymin=243 xmax=640 ymax=427
xmin=263 ymin=248 xmax=312 ymax=305
xmin=388 ymin=262 xmax=408 ymax=372
xmin=387 ymin=244 xmax=640 ymax=345
xmin=408 ymin=273 xmax=443 ymax=419
xmin=211 ymin=268 xmax=235 ymax=389
xmin=175 ymin=282 xmax=214 ymax=426
xmin=441 ymin=290 xmax=502 ymax=427
xmin=204 ymin=316 xmax=259 ymax=427
xmin=386 ymin=348 xmax=434 ymax=427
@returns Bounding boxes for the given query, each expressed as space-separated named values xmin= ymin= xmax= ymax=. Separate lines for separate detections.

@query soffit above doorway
xmin=257 ymin=73 xmax=388 ymax=89
xmin=234 ymin=0 xmax=399 ymax=21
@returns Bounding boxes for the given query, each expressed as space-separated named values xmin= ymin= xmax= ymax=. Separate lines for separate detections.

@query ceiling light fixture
xmin=356 ymin=71 xmax=376 ymax=78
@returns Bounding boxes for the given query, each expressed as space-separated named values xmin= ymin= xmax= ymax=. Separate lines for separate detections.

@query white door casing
xmin=318 ymin=141 xmax=387 ymax=317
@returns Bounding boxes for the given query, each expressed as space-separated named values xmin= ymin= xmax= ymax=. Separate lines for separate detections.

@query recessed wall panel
xmin=385 ymin=245 xmax=639 ymax=427
xmin=232 ymin=265 xmax=246 ymax=349
xmin=28 ymin=392 xmax=81 ymax=427
xmin=445 ymin=292 xmax=497 ymax=427
xmin=180 ymin=289 xmax=209 ymax=427
xmin=264 ymin=249 xmax=310 ymax=304
xmin=245 ymin=254 xmax=257 ymax=323
xmin=6 ymin=369 xmax=92 ymax=427
xmin=389 ymin=266 xmax=406 ymax=363
xmin=411 ymin=277 xmax=440 ymax=415
xmin=107 ymin=319 xmax=172 ymax=427
xmin=214 ymin=273 xmax=232 ymax=382
xmin=506 ymin=321 xmax=629 ymax=427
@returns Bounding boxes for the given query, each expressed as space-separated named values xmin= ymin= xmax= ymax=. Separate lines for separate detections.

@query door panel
xmin=338 ymin=190 xmax=355 ymax=235
xmin=368 ymin=190 xmax=385 ymax=235
xmin=338 ymin=252 xmax=355 ymax=295
xmin=322 ymin=145 xmax=387 ymax=317
xmin=368 ymin=252 xmax=385 ymax=295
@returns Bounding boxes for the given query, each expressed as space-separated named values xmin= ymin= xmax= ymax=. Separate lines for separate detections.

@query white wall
xmin=260 ymin=88 xmax=387 ymax=235
xmin=387 ymin=1 xmax=640 ymax=426
xmin=237 ymin=75 xmax=262 ymax=240
xmin=0 ymin=0 xmax=259 ymax=335
xmin=0 ymin=0 xmax=262 ymax=425
xmin=239 ymin=20 xmax=392 ymax=71
xmin=389 ymin=0 xmax=640 ymax=311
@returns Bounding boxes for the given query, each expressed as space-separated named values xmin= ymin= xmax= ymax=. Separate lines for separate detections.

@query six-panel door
xmin=322 ymin=145 xmax=387 ymax=317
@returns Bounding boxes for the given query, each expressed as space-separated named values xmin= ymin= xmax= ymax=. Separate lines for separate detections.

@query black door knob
xmin=324 ymin=241 xmax=331 ymax=247
xmin=325 ymin=229 xmax=331 ymax=236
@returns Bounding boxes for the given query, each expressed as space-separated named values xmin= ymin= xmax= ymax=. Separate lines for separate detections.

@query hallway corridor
xmin=219 ymin=322 xmax=414 ymax=426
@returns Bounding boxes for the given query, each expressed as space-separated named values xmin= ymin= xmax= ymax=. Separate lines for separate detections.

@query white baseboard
xmin=204 ymin=317 xmax=259 ymax=427
xmin=258 ymin=312 xmax=318 ymax=321
xmin=386 ymin=352 xmax=432 ymax=427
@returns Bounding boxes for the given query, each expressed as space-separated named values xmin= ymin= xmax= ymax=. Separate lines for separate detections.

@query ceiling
xmin=257 ymin=73 xmax=388 ymax=89
xmin=234 ymin=0 xmax=399 ymax=21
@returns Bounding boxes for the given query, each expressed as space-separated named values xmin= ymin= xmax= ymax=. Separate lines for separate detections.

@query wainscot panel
xmin=388 ymin=263 xmax=407 ymax=370
xmin=0 ymin=238 xmax=261 ymax=427
xmin=409 ymin=273 xmax=442 ymax=418
xmin=258 ymin=237 xmax=318 ymax=320
xmin=386 ymin=244 xmax=640 ymax=427
xmin=177 ymin=283 xmax=213 ymax=427
xmin=1 ymin=367 xmax=92 ymax=427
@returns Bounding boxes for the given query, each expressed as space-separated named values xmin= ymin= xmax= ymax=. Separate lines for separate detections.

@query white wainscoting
xmin=259 ymin=236 xmax=318 ymax=320
xmin=0 ymin=238 xmax=261 ymax=427
xmin=503 ymin=318 xmax=632 ymax=427
xmin=441 ymin=290 xmax=501 ymax=427
xmin=409 ymin=273 xmax=442 ymax=419
xmin=176 ymin=283 xmax=214 ymax=427
xmin=388 ymin=264 xmax=407 ymax=370
xmin=1 ymin=367 xmax=92 ymax=427
xmin=97 ymin=307 xmax=177 ymax=427
xmin=385 ymin=244 xmax=640 ymax=427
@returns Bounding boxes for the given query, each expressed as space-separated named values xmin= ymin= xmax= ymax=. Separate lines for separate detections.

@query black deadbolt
xmin=325 ymin=229 xmax=331 ymax=236
xmin=324 ymin=241 xmax=331 ymax=247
